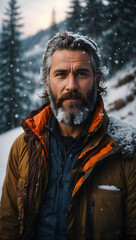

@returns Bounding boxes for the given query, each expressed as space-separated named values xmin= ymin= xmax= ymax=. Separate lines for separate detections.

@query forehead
xmin=51 ymin=49 xmax=92 ymax=68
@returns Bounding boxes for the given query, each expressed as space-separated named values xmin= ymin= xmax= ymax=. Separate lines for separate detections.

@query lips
xmin=56 ymin=90 xmax=87 ymax=107
xmin=64 ymin=98 xmax=80 ymax=102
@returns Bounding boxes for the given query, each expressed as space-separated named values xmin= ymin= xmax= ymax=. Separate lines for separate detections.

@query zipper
xmin=54 ymin=136 xmax=67 ymax=239
xmin=85 ymin=201 xmax=94 ymax=240
xmin=89 ymin=201 xmax=94 ymax=227
xmin=55 ymin=135 xmax=82 ymax=239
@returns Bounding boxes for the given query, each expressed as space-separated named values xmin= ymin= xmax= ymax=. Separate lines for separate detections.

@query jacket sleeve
xmin=0 ymin=133 xmax=27 ymax=240
xmin=124 ymin=151 xmax=136 ymax=239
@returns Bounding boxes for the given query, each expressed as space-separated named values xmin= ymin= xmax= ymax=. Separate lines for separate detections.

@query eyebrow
xmin=75 ymin=68 xmax=90 ymax=73
xmin=53 ymin=67 xmax=90 ymax=74
xmin=53 ymin=69 xmax=68 ymax=74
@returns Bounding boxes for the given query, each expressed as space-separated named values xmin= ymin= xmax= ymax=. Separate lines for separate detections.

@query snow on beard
xmin=47 ymin=82 xmax=97 ymax=127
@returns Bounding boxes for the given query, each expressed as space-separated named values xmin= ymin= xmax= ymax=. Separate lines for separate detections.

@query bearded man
xmin=0 ymin=31 xmax=136 ymax=240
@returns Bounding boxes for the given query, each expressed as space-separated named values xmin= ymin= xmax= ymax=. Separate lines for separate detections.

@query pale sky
xmin=0 ymin=0 xmax=69 ymax=38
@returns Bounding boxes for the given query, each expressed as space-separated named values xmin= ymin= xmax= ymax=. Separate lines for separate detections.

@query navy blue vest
xmin=35 ymin=114 xmax=89 ymax=240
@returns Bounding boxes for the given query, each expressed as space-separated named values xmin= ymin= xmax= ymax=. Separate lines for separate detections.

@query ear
xmin=45 ymin=78 xmax=49 ymax=92
xmin=96 ymin=75 xmax=101 ymax=88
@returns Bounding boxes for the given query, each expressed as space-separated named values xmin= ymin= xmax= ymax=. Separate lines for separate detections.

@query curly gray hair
xmin=41 ymin=31 xmax=107 ymax=97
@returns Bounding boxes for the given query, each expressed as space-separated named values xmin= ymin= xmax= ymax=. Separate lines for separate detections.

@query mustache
xmin=56 ymin=90 xmax=88 ymax=106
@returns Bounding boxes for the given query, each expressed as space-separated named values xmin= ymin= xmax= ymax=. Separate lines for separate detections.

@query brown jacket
xmin=0 ymin=99 xmax=136 ymax=240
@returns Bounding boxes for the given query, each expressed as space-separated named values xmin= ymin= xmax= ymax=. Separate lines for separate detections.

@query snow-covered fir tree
xmin=80 ymin=0 xmax=106 ymax=39
xmin=66 ymin=0 xmax=83 ymax=33
xmin=102 ymin=0 xmax=136 ymax=74
xmin=0 ymin=23 xmax=7 ymax=133
xmin=0 ymin=0 xmax=31 ymax=134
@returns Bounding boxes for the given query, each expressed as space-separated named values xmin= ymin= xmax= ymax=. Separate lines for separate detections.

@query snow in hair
xmin=41 ymin=31 xmax=108 ymax=93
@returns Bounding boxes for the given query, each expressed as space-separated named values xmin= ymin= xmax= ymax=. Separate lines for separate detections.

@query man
xmin=0 ymin=31 xmax=136 ymax=240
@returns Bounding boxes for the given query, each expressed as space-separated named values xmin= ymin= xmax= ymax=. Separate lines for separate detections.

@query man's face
xmin=46 ymin=49 xmax=97 ymax=127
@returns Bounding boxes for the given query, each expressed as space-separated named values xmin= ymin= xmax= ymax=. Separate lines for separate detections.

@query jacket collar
xmin=20 ymin=98 xmax=106 ymax=140
xmin=88 ymin=98 xmax=106 ymax=133
xmin=20 ymin=104 xmax=51 ymax=139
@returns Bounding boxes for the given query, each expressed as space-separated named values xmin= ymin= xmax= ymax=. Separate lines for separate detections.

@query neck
xmin=58 ymin=122 xmax=85 ymax=138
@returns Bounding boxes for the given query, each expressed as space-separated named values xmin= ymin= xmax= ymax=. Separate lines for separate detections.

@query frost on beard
xmin=73 ymin=107 xmax=89 ymax=125
xmin=57 ymin=109 xmax=65 ymax=123
xmin=57 ymin=107 xmax=89 ymax=126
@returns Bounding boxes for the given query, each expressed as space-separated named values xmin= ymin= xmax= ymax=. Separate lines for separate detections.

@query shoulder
xmin=11 ymin=132 xmax=27 ymax=149
xmin=10 ymin=132 xmax=28 ymax=160
xmin=107 ymin=116 xmax=136 ymax=156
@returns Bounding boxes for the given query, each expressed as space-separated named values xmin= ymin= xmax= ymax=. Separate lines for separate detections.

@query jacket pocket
xmin=91 ymin=188 xmax=123 ymax=235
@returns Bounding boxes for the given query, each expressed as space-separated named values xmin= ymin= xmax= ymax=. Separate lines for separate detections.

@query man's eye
xmin=56 ymin=73 xmax=66 ymax=77
xmin=78 ymin=72 xmax=88 ymax=77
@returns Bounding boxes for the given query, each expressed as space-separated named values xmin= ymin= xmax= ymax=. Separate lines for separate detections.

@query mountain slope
xmin=104 ymin=61 xmax=136 ymax=128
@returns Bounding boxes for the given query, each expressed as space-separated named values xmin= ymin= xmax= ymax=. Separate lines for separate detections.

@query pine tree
xmin=49 ymin=9 xmax=58 ymax=38
xmin=81 ymin=0 xmax=106 ymax=39
xmin=66 ymin=0 xmax=83 ymax=33
xmin=102 ymin=0 xmax=136 ymax=74
xmin=0 ymin=22 xmax=7 ymax=132
xmin=0 ymin=0 xmax=30 ymax=133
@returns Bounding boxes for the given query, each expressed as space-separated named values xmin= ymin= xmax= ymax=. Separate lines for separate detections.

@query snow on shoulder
xmin=107 ymin=117 xmax=136 ymax=155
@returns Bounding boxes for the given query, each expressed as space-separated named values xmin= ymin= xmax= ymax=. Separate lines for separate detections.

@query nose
xmin=66 ymin=74 xmax=78 ymax=91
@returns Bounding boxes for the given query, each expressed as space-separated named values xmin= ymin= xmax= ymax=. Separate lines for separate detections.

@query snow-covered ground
xmin=104 ymin=61 xmax=136 ymax=127
xmin=0 ymin=61 xmax=136 ymax=199
xmin=0 ymin=127 xmax=23 ymax=198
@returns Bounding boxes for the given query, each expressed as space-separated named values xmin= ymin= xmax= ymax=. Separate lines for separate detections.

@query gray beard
xmin=56 ymin=105 xmax=90 ymax=126
xmin=48 ymin=83 xmax=97 ymax=128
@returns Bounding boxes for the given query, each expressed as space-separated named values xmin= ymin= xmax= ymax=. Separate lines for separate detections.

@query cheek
xmin=80 ymin=81 xmax=94 ymax=94
xmin=53 ymin=82 xmax=66 ymax=96
xmin=50 ymin=83 xmax=63 ymax=101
